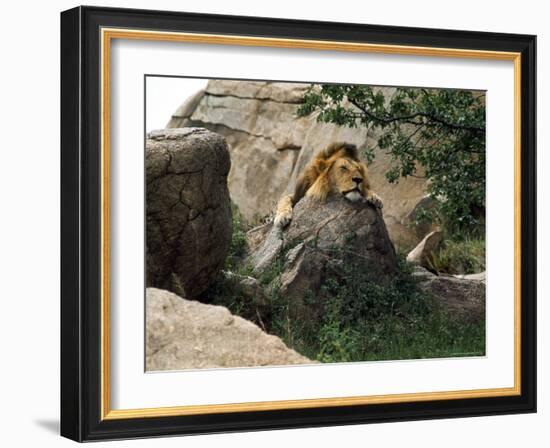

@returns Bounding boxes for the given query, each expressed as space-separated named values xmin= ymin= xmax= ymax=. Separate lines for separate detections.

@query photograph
xmin=58 ymin=5 xmax=537 ymax=441
xmin=145 ymin=78 xmax=487 ymax=371
xmin=0 ymin=0 xmax=545 ymax=443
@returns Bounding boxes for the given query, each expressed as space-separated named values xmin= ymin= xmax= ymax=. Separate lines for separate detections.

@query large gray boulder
xmin=146 ymin=288 xmax=312 ymax=370
xmin=146 ymin=128 xmax=232 ymax=298
xmin=168 ymin=80 xmax=430 ymax=248
xmin=413 ymin=268 xmax=485 ymax=323
xmin=247 ymin=196 xmax=397 ymax=316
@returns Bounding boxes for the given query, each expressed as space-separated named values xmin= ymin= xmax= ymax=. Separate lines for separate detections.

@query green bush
xmin=207 ymin=210 xmax=485 ymax=363
xmin=270 ymin=254 xmax=485 ymax=363
xmin=226 ymin=203 xmax=248 ymax=268
xmin=428 ymin=238 xmax=485 ymax=275
xmin=203 ymin=204 xmax=255 ymax=318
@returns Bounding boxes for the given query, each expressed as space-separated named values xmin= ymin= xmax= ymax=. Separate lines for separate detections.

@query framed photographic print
xmin=60 ymin=6 xmax=536 ymax=442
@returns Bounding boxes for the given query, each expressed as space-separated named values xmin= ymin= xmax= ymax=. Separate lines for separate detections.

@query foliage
xmin=287 ymin=250 xmax=485 ymax=362
xmin=428 ymin=237 xmax=486 ymax=275
xmin=226 ymin=203 xmax=248 ymax=269
xmin=205 ymin=205 xmax=254 ymax=315
xmin=207 ymin=219 xmax=485 ymax=362
xmin=297 ymin=85 xmax=486 ymax=233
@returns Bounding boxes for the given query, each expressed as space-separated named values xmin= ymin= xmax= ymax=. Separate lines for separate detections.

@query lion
xmin=274 ymin=142 xmax=383 ymax=228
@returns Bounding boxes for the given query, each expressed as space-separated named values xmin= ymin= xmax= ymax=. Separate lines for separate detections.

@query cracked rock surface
xmin=146 ymin=128 xmax=232 ymax=298
xmin=146 ymin=288 xmax=312 ymax=370
xmin=247 ymin=196 xmax=397 ymax=317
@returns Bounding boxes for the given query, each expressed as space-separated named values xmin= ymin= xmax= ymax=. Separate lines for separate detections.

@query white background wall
xmin=0 ymin=0 xmax=546 ymax=446
xmin=146 ymin=77 xmax=207 ymax=132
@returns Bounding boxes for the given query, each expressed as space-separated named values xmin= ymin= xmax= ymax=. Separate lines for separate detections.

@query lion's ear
xmin=342 ymin=143 xmax=359 ymax=160
xmin=320 ymin=142 xmax=358 ymax=160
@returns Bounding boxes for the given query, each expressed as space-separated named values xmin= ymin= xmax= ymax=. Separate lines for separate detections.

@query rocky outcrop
xmin=168 ymin=81 xmax=310 ymax=222
xmin=146 ymin=128 xmax=232 ymax=298
xmin=454 ymin=271 xmax=486 ymax=283
xmin=413 ymin=268 xmax=485 ymax=323
xmin=146 ymin=288 xmax=312 ymax=370
xmin=406 ymin=230 xmax=443 ymax=269
xmin=168 ymin=80 xmax=430 ymax=248
xmin=247 ymin=196 xmax=397 ymax=317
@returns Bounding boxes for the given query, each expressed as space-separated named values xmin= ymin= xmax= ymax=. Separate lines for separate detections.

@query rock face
xmin=248 ymin=196 xmax=397 ymax=315
xmin=413 ymin=268 xmax=485 ymax=323
xmin=454 ymin=271 xmax=486 ymax=282
xmin=146 ymin=128 xmax=232 ymax=298
xmin=406 ymin=230 xmax=443 ymax=269
xmin=168 ymin=80 xmax=430 ymax=248
xmin=146 ymin=288 xmax=312 ymax=370
xmin=168 ymin=81 xmax=310 ymax=223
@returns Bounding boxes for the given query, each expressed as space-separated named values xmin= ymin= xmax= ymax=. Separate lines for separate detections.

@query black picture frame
xmin=61 ymin=5 xmax=536 ymax=442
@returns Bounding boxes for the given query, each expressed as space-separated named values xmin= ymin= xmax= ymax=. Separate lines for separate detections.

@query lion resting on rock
xmin=274 ymin=142 xmax=383 ymax=228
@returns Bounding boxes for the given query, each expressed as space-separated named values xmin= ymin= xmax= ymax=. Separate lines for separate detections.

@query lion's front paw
xmin=366 ymin=192 xmax=383 ymax=209
xmin=274 ymin=211 xmax=292 ymax=229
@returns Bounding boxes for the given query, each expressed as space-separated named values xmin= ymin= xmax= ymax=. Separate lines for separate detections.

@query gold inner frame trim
xmin=100 ymin=27 xmax=522 ymax=421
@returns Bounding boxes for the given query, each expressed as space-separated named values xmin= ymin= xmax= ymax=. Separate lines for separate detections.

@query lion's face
xmin=327 ymin=157 xmax=368 ymax=202
xmin=302 ymin=144 xmax=372 ymax=203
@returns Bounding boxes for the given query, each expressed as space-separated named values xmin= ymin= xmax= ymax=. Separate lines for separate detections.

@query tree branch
xmin=347 ymin=98 xmax=485 ymax=134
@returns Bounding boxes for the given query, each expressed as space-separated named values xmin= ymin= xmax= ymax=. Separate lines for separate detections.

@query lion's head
xmin=303 ymin=142 xmax=370 ymax=203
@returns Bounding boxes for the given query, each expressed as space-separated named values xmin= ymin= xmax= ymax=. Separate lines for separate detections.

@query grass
xmin=267 ymin=254 xmax=485 ymax=363
xmin=410 ymin=205 xmax=486 ymax=275
xmin=205 ymin=207 xmax=486 ymax=363
xmin=314 ymin=297 xmax=485 ymax=363
xmin=428 ymin=237 xmax=485 ymax=275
